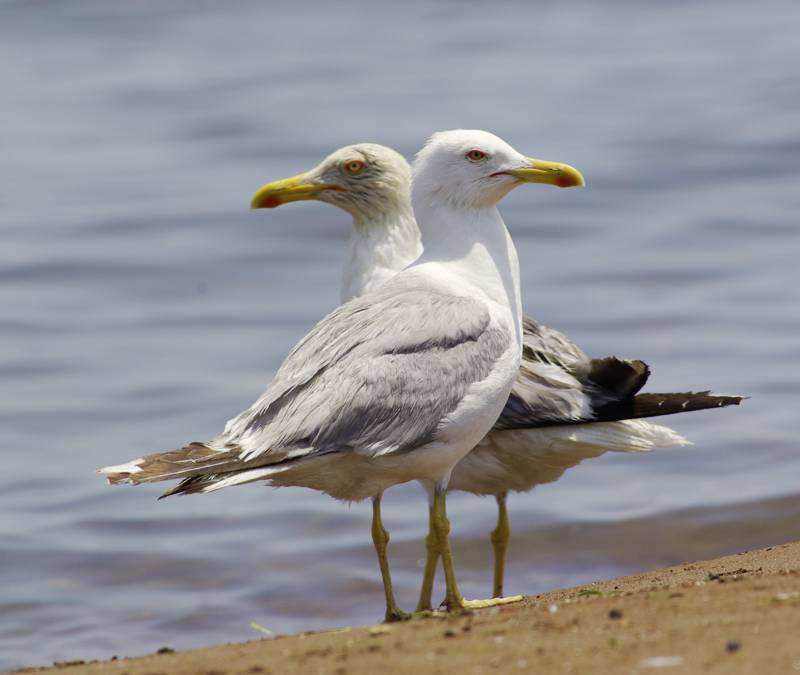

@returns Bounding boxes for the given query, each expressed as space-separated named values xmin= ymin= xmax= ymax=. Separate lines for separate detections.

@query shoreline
xmin=15 ymin=540 xmax=800 ymax=674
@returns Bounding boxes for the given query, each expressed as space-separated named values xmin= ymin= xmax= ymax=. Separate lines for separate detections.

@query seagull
xmin=250 ymin=142 xmax=744 ymax=608
xmin=100 ymin=129 xmax=586 ymax=619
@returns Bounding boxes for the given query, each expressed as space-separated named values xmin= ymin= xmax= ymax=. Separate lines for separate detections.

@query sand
xmin=15 ymin=541 xmax=800 ymax=675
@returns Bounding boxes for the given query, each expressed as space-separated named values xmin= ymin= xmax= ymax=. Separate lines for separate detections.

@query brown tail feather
xmin=99 ymin=442 xmax=241 ymax=485
xmin=159 ymin=474 xmax=213 ymax=498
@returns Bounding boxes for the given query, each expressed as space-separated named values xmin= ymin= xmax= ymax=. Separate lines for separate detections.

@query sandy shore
xmin=15 ymin=541 xmax=800 ymax=675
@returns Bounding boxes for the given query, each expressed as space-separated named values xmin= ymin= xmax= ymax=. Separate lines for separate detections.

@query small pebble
xmin=548 ymin=603 xmax=558 ymax=614
xmin=156 ymin=646 xmax=174 ymax=655
xmin=609 ymin=608 xmax=623 ymax=620
xmin=726 ymin=640 xmax=741 ymax=653
xmin=444 ymin=628 xmax=458 ymax=638
xmin=773 ymin=592 xmax=798 ymax=601
xmin=638 ymin=656 xmax=683 ymax=668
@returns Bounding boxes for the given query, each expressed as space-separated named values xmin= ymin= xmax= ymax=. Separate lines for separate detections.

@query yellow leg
xmin=431 ymin=488 xmax=523 ymax=612
xmin=371 ymin=494 xmax=410 ymax=622
xmin=415 ymin=506 xmax=440 ymax=612
xmin=430 ymin=489 xmax=464 ymax=610
xmin=490 ymin=492 xmax=510 ymax=598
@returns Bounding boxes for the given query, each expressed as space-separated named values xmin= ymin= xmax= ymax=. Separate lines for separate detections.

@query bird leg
xmin=429 ymin=488 xmax=523 ymax=612
xmin=430 ymin=488 xmax=465 ymax=611
xmin=371 ymin=494 xmax=410 ymax=622
xmin=415 ymin=505 xmax=441 ymax=612
xmin=490 ymin=492 xmax=510 ymax=598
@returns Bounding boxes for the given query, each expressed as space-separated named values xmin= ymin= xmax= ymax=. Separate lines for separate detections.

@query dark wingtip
xmin=590 ymin=390 xmax=747 ymax=422
xmin=698 ymin=391 xmax=748 ymax=405
xmin=719 ymin=394 xmax=748 ymax=405
xmin=587 ymin=356 xmax=651 ymax=398
xmin=158 ymin=485 xmax=181 ymax=500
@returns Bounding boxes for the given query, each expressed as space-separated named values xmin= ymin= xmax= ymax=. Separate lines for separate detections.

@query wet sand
xmin=17 ymin=540 xmax=800 ymax=675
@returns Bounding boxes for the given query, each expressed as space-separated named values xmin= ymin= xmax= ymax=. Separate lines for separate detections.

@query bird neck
xmin=340 ymin=205 xmax=423 ymax=302
xmin=411 ymin=198 xmax=522 ymax=344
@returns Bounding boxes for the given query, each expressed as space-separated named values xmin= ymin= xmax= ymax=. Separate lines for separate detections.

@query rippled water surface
xmin=2 ymin=0 xmax=799 ymax=669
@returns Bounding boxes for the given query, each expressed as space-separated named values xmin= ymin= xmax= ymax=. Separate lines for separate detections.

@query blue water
xmin=1 ymin=0 xmax=799 ymax=669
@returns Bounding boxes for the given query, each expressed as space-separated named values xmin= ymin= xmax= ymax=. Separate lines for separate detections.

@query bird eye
xmin=343 ymin=160 xmax=365 ymax=175
xmin=465 ymin=149 xmax=487 ymax=162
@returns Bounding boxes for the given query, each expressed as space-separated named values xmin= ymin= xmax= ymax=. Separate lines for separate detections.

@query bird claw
xmin=384 ymin=608 xmax=413 ymax=623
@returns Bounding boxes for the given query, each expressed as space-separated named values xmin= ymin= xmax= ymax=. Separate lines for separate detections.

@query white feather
xmin=448 ymin=420 xmax=690 ymax=495
xmin=98 ymin=458 xmax=143 ymax=479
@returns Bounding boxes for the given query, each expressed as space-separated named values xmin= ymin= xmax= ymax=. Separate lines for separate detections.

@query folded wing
xmin=495 ymin=316 xmax=741 ymax=430
xmin=100 ymin=280 xmax=510 ymax=495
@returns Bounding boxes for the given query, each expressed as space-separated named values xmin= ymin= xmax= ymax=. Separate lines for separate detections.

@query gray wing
xmin=494 ymin=316 xmax=650 ymax=429
xmin=226 ymin=281 xmax=509 ymax=462
xmin=101 ymin=280 xmax=510 ymax=488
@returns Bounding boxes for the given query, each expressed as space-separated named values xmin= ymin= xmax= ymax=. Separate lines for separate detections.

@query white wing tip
xmin=98 ymin=458 xmax=144 ymax=479
xmin=198 ymin=465 xmax=293 ymax=493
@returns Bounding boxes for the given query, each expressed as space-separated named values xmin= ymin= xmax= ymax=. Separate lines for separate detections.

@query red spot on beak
xmin=262 ymin=195 xmax=282 ymax=208
xmin=555 ymin=175 xmax=573 ymax=188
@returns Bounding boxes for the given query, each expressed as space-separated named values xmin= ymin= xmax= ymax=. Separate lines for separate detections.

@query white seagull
xmin=100 ymin=130 xmax=588 ymax=619
xmin=249 ymin=141 xmax=744 ymax=609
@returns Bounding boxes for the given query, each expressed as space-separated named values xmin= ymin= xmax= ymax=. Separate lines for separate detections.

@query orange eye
xmin=343 ymin=160 xmax=365 ymax=175
xmin=465 ymin=149 xmax=487 ymax=162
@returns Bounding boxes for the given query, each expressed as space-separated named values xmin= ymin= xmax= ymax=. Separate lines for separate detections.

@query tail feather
xmin=98 ymin=442 xmax=241 ymax=485
xmin=594 ymin=391 xmax=745 ymax=423
xmin=560 ymin=418 xmax=692 ymax=453
xmin=498 ymin=389 xmax=744 ymax=430
xmin=158 ymin=464 xmax=291 ymax=498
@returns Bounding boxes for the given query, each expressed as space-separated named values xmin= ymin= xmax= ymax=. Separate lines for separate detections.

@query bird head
xmin=250 ymin=143 xmax=411 ymax=224
xmin=412 ymin=129 xmax=584 ymax=210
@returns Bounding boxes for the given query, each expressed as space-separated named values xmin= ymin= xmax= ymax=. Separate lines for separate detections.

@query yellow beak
xmin=250 ymin=172 xmax=342 ymax=209
xmin=501 ymin=158 xmax=585 ymax=188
